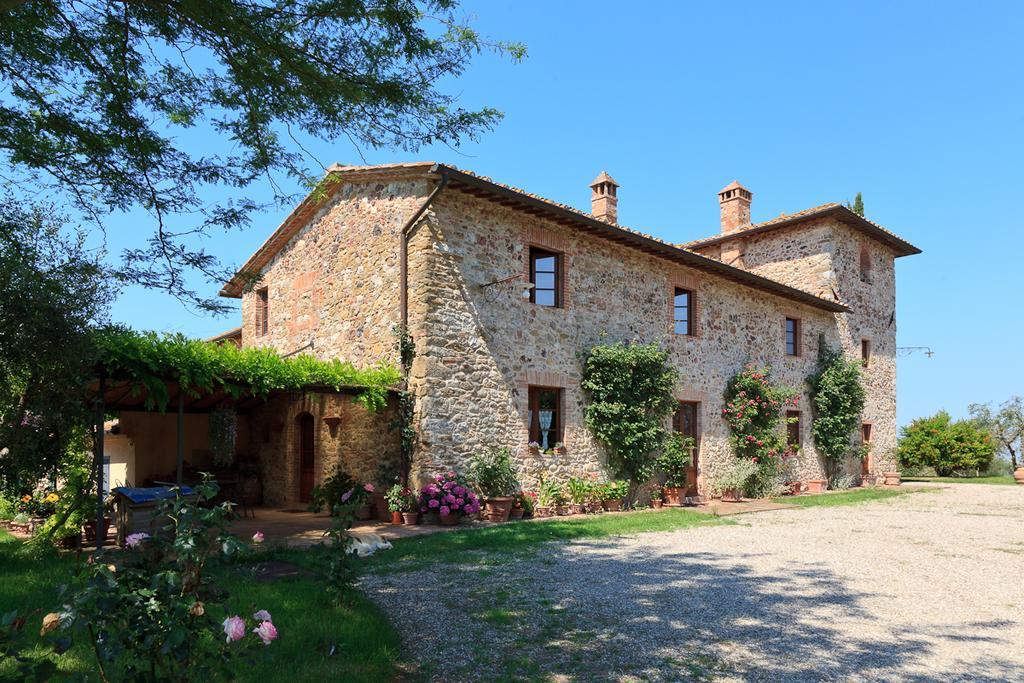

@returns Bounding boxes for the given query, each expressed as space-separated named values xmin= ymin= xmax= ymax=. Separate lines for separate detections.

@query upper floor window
xmin=860 ymin=246 xmax=872 ymax=282
xmin=785 ymin=317 xmax=801 ymax=356
xmin=861 ymin=338 xmax=871 ymax=368
xmin=786 ymin=410 xmax=801 ymax=448
xmin=529 ymin=247 xmax=560 ymax=307
xmin=255 ymin=287 xmax=269 ymax=336
xmin=861 ymin=422 xmax=872 ymax=444
xmin=674 ymin=288 xmax=692 ymax=335
xmin=528 ymin=386 xmax=562 ymax=449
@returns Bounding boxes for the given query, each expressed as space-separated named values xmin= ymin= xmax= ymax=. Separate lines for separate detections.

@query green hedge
xmin=95 ymin=328 xmax=400 ymax=412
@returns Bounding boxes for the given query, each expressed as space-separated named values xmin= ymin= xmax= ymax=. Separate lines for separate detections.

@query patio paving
xmin=229 ymin=507 xmax=454 ymax=547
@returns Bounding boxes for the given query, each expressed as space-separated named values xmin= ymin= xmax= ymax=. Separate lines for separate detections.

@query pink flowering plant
xmin=722 ymin=363 xmax=799 ymax=497
xmin=419 ymin=470 xmax=481 ymax=518
xmin=39 ymin=474 xmax=277 ymax=681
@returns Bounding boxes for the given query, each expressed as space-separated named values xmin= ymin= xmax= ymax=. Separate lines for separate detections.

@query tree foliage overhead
xmin=581 ymin=341 xmax=678 ymax=484
xmin=897 ymin=411 xmax=996 ymax=477
xmin=968 ymin=397 xmax=1023 ymax=471
xmin=0 ymin=196 xmax=114 ymax=494
xmin=0 ymin=0 xmax=524 ymax=311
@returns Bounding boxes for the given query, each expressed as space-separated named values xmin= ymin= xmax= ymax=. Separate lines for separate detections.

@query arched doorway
xmin=297 ymin=413 xmax=315 ymax=502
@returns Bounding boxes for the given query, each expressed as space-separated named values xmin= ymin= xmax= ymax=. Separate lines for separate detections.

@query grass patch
xmin=783 ymin=487 xmax=920 ymax=508
xmin=364 ymin=508 xmax=730 ymax=573
xmin=0 ymin=529 xmax=400 ymax=682
xmin=904 ymin=475 xmax=1016 ymax=486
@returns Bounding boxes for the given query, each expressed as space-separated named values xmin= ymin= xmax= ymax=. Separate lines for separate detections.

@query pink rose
xmin=253 ymin=609 xmax=272 ymax=622
xmin=253 ymin=620 xmax=278 ymax=646
xmin=223 ymin=616 xmax=246 ymax=643
xmin=251 ymin=531 xmax=264 ymax=544
xmin=363 ymin=483 xmax=375 ymax=493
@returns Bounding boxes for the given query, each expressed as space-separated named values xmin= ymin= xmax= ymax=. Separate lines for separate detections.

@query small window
xmin=862 ymin=423 xmax=872 ymax=444
xmin=786 ymin=410 xmax=801 ymax=448
xmin=673 ymin=288 xmax=692 ymax=335
xmin=255 ymin=287 xmax=269 ymax=336
xmin=528 ymin=386 xmax=562 ymax=449
xmin=529 ymin=248 xmax=560 ymax=308
xmin=860 ymin=246 xmax=872 ymax=282
xmin=785 ymin=318 xmax=801 ymax=356
xmin=861 ymin=339 xmax=871 ymax=368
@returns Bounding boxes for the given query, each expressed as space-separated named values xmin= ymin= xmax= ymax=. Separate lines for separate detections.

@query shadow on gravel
xmin=477 ymin=543 xmax=1023 ymax=682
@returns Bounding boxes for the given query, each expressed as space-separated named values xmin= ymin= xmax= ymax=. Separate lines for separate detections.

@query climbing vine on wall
xmin=807 ymin=345 xmax=866 ymax=481
xmin=581 ymin=341 xmax=678 ymax=484
xmin=391 ymin=325 xmax=416 ymax=485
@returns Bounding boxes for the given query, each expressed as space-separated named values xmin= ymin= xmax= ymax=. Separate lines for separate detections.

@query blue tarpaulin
xmin=112 ymin=486 xmax=194 ymax=504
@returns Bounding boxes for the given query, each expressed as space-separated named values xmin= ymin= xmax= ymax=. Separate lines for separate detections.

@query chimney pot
xmin=589 ymin=171 xmax=619 ymax=224
xmin=718 ymin=180 xmax=752 ymax=234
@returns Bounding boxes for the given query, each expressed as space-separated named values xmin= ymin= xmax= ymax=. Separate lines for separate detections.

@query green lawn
xmin=903 ymin=475 xmax=1017 ymax=486
xmin=364 ymin=507 xmax=731 ymax=574
xmin=781 ymin=487 xmax=921 ymax=508
xmin=0 ymin=529 xmax=401 ymax=682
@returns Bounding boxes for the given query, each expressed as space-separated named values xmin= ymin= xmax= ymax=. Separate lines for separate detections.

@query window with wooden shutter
xmin=255 ymin=287 xmax=269 ymax=336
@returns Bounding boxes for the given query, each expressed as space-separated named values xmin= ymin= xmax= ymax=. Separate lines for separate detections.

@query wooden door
xmin=298 ymin=413 xmax=315 ymax=502
xmin=861 ymin=423 xmax=873 ymax=475
xmin=674 ymin=402 xmax=700 ymax=496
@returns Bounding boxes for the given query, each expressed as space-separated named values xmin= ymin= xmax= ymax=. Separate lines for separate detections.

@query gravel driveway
xmin=362 ymin=484 xmax=1024 ymax=682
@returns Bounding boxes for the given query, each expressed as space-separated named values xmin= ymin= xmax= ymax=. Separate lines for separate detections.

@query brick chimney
xmin=590 ymin=171 xmax=619 ymax=224
xmin=718 ymin=180 xmax=752 ymax=234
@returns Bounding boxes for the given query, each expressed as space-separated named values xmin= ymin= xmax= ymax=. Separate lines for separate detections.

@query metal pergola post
xmin=94 ymin=371 xmax=106 ymax=552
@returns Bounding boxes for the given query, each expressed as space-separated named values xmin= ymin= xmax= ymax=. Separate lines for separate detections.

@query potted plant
xmin=566 ymin=476 xmax=589 ymax=515
xmin=601 ymin=480 xmax=629 ymax=512
xmin=384 ymin=484 xmax=409 ymax=525
xmin=469 ymin=447 xmax=520 ymax=523
xmin=528 ymin=441 xmax=541 ymax=456
xmin=650 ymin=486 xmax=664 ymax=509
xmin=536 ymin=476 xmax=561 ymax=518
xmin=714 ymin=459 xmax=757 ymax=502
xmin=419 ymin=471 xmax=481 ymax=526
xmin=585 ymin=477 xmax=604 ymax=513
xmin=657 ymin=433 xmax=693 ymax=507
xmin=511 ymin=491 xmax=535 ymax=519
xmin=553 ymin=442 xmax=567 ymax=455
xmin=308 ymin=466 xmax=357 ymax=516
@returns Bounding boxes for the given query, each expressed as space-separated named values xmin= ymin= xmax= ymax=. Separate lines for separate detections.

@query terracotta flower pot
xmin=402 ymin=512 xmax=419 ymax=525
xmin=1012 ymin=467 xmax=1024 ymax=485
xmin=355 ymin=504 xmax=373 ymax=521
xmin=439 ymin=512 xmax=461 ymax=526
xmin=483 ymin=496 xmax=514 ymax=523
xmin=806 ymin=479 xmax=827 ymax=493
xmin=509 ymin=507 xmax=525 ymax=520
xmin=883 ymin=472 xmax=901 ymax=486
xmin=662 ymin=486 xmax=685 ymax=507
xmin=652 ymin=499 xmax=664 ymax=509
xmin=534 ymin=506 xmax=552 ymax=518
xmin=390 ymin=511 xmax=403 ymax=525
xmin=721 ymin=488 xmax=743 ymax=502
xmin=602 ymin=499 xmax=621 ymax=512
xmin=555 ymin=505 xmax=570 ymax=516
xmin=786 ymin=481 xmax=802 ymax=495
xmin=83 ymin=517 xmax=113 ymax=543
xmin=570 ymin=503 xmax=586 ymax=515
xmin=587 ymin=501 xmax=603 ymax=514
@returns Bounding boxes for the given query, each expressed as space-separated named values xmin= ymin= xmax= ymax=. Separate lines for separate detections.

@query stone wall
xmin=695 ymin=217 xmax=900 ymax=477
xmin=246 ymin=391 xmax=399 ymax=506
xmin=406 ymin=189 xmax=849 ymax=493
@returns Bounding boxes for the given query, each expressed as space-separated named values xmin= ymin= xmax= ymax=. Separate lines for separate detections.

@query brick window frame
xmin=781 ymin=310 xmax=805 ymax=358
xmin=255 ymin=287 xmax=269 ymax=337
xmin=860 ymin=245 xmax=872 ymax=283
xmin=667 ymin=273 xmax=701 ymax=337
xmin=519 ymin=370 xmax=577 ymax=451
xmin=786 ymin=410 xmax=802 ymax=448
xmin=784 ymin=317 xmax=802 ymax=357
xmin=523 ymin=226 xmax=571 ymax=310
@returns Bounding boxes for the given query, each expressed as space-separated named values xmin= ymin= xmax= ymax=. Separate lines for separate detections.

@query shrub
xmin=808 ymin=346 xmax=866 ymax=478
xmin=581 ymin=341 xmax=678 ymax=484
xmin=566 ymin=476 xmax=590 ymax=504
xmin=656 ymin=433 xmax=694 ymax=488
xmin=385 ymin=484 xmax=417 ymax=512
xmin=536 ymin=476 xmax=564 ymax=508
xmin=514 ymin=491 xmax=536 ymax=516
xmin=468 ymin=447 xmax=520 ymax=498
xmin=418 ymin=471 xmax=480 ymax=517
xmin=308 ymin=466 xmax=356 ymax=514
xmin=598 ymin=480 xmax=630 ymax=502
xmin=898 ymin=411 xmax=996 ymax=476
xmin=711 ymin=459 xmax=758 ymax=497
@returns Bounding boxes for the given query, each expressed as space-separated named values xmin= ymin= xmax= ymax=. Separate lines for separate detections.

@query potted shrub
xmin=419 ymin=471 xmax=481 ymax=526
xmin=511 ymin=491 xmax=535 ymax=520
xmin=657 ymin=433 xmax=693 ymax=507
xmin=308 ymin=466 xmax=358 ymax=516
xmin=713 ymin=459 xmax=757 ymax=502
xmin=601 ymin=480 xmax=629 ymax=512
xmin=384 ymin=484 xmax=409 ymax=525
xmin=469 ymin=447 xmax=520 ymax=523
xmin=585 ymin=478 xmax=604 ymax=513
xmin=536 ymin=476 xmax=562 ymax=518
xmin=566 ymin=476 xmax=589 ymax=515
xmin=650 ymin=486 xmax=664 ymax=509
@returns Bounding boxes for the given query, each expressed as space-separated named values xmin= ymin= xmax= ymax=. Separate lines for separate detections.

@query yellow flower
xmin=45 ymin=493 xmax=59 ymax=503
xmin=21 ymin=495 xmax=31 ymax=503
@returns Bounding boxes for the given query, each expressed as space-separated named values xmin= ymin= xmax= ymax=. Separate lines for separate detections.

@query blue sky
xmin=105 ymin=1 xmax=1023 ymax=426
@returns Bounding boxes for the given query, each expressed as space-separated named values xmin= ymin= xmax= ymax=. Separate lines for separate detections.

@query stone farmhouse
xmin=216 ymin=162 xmax=920 ymax=504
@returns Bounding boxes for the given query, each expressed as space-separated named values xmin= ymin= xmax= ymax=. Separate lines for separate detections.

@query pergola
xmin=84 ymin=369 xmax=370 ymax=547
